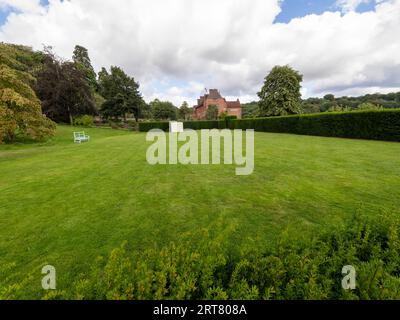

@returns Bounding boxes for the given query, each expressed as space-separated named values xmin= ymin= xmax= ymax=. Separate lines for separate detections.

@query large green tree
xmin=0 ymin=43 xmax=55 ymax=143
xmin=72 ymin=45 xmax=98 ymax=90
xmin=35 ymin=47 xmax=97 ymax=125
xmin=258 ymin=65 xmax=303 ymax=116
xmin=98 ymin=66 xmax=144 ymax=121
xmin=150 ymin=99 xmax=177 ymax=120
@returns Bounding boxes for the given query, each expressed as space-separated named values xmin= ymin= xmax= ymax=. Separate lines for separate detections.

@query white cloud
xmin=0 ymin=0 xmax=399 ymax=106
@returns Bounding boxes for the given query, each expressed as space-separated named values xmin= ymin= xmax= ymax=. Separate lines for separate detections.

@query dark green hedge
xmin=229 ymin=110 xmax=400 ymax=142
xmin=138 ymin=120 xmax=226 ymax=132
xmin=184 ymin=120 xmax=226 ymax=130
xmin=138 ymin=121 xmax=169 ymax=132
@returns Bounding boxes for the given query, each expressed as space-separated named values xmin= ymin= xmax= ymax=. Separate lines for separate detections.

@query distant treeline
xmin=242 ymin=92 xmax=400 ymax=118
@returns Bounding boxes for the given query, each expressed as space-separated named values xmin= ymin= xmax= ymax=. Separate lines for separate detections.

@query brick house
xmin=193 ymin=89 xmax=242 ymax=120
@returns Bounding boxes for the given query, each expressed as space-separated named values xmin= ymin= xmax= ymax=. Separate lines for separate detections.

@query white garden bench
xmin=73 ymin=131 xmax=90 ymax=143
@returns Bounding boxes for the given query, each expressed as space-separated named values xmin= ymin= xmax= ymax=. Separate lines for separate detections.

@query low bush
xmin=1 ymin=212 xmax=392 ymax=300
xmin=229 ymin=110 xmax=400 ymax=142
xmin=45 ymin=213 xmax=400 ymax=299
xmin=73 ymin=115 xmax=94 ymax=127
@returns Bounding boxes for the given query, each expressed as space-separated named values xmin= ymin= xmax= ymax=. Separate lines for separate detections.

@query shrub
xmin=26 ymin=212 xmax=399 ymax=300
xmin=0 ymin=63 xmax=56 ymax=143
xmin=73 ymin=115 xmax=94 ymax=127
xmin=124 ymin=120 xmax=138 ymax=131
xmin=224 ymin=115 xmax=237 ymax=121
xmin=229 ymin=110 xmax=400 ymax=142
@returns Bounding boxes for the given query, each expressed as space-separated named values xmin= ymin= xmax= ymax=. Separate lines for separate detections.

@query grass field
xmin=1 ymin=125 xmax=400 ymax=298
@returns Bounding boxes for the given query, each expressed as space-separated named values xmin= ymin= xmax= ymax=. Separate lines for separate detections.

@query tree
xmin=356 ymin=102 xmax=383 ymax=111
xmin=150 ymin=99 xmax=177 ymax=120
xmin=98 ymin=66 xmax=144 ymax=121
xmin=0 ymin=44 xmax=55 ymax=143
xmin=206 ymin=104 xmax=219 ymax=120
xmin=324 ymin=94 xmax=335 ymax=101
xmin=35 ymin=47 xmax=97 ymax=125
xmin=72 ymin=45 xmax=97 ymax=90
xmin=139 ymin=102 xmax=153 ymax=119
xmin=178 ymin=101 xmax=191 ymax=120
xmin=258 ymin=65 xmax=303 ymax=116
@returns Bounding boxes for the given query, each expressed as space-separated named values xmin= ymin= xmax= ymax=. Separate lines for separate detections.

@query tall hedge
xmin=138 ymin=121 xmax=169 ymax=132
xmin=229 ymin=110 xmax=400 ymax=142
xmin=184 ymin=120 xmax=226 ymax=130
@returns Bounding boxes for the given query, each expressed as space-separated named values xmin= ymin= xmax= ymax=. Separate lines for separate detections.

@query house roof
xmin=227 ymin=100 xmax=241 ymax=108
xmin=194 ymin=90 xmax=241 ymax=109
xmin=208 ymin=89 xmax=222 ymax=99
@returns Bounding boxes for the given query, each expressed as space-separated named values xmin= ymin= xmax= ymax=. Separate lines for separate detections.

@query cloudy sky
xmin=0 ymin=0 xmax=399 ymax=106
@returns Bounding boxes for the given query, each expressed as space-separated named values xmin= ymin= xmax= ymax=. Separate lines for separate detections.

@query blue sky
xmin=0 ymin=0 xmax=378 ymax=26
xmin=275 ymin=0 xmax=377 ymax=23
xmin=0 ymin=8 xmax=10 ymax=24
xmin=0 ymin=0 xmax=49 ymax=24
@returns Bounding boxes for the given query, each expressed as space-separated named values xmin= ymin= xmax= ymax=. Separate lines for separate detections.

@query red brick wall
xmin=193 ymin=97 xmax=242 ymax=120
xmin=227 ymin=108 xmax=242 ymax=119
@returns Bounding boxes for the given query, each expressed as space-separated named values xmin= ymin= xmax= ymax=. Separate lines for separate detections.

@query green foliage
xmin=224 ymin=115 xmax=237 ymax=121
xmin=258 ymin=65 xmax=303 ymax=116
xmin=19 ymin=213 xmax=400 ymax=300
xmin=241 ymin=101 xmax=259 ymax=118
xmin=302 ymin=92 xmax=400 ymax=114
xmin=327 ymin=105 xmax=350 ymax=112
xmin=229 ymin=110 xmax=400 ymax=142
xmin=93 ymin=92 xmax=106 ymax=112
xmin=35 ymin=47 xmax=97 ymax=124
xmin=0 ymin=43 xmax=55 ymax=143
xmin=206 ymin=104 xmax=219 ymax=120
xmin=150 ymin=99 xmax=178 ymax=120
xmin=357 ymin=102 xmax=383 ymax=111
xmin=74 ymin=115 xmax=94 ymax=127
xmin=178 ymin=101 xmax=192 ymax=120
xmin=99 ymin=66 xmax=144 ymax=121
xmin=184 ymin=120 xmax=226 ymax=130
xmin=218 ymin=113 xmax=237 ymax=121
xmin=324 ymin=94 xmax=335 ymax=101
xmin=72 ymin=45 xmax=98 ymax=90
xmin=138 ymin=121 xmax=170 ymax=132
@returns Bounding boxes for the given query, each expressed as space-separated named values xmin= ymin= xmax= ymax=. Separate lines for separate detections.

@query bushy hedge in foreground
xmin=229 ymin=110 xmax=400 ymax=142
xmin=3 ymin=213 xmax=399 ymax=300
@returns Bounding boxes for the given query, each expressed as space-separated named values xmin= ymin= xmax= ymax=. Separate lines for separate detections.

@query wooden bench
xmin=73 ymin=132 xmax=90 ymax=143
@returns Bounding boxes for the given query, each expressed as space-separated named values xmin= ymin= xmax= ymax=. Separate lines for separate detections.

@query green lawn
xmin=1 ymin=125 xmax=400 ymax=298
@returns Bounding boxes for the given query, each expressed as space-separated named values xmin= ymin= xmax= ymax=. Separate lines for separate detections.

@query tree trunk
xmin=67 ymin=105 xmax=73 ymax=126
